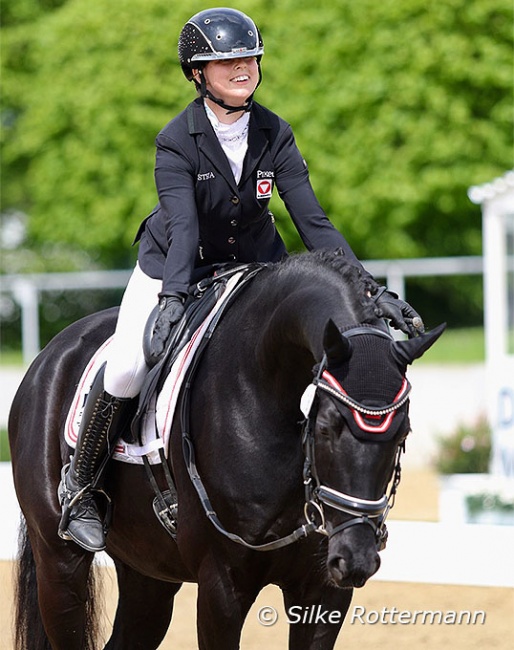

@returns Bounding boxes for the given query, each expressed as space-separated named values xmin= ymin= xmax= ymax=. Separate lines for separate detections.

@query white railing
xmin=1 ymin=257 xmax=484 ymax=365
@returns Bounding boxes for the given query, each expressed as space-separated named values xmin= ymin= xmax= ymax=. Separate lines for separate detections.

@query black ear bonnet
xmin=322 ymin=328 xmax=411 ymax=442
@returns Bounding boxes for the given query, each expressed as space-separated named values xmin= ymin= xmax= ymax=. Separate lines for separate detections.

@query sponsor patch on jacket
xmin=256 ymin=178 xmax=273 ymax=199
xmin=197 ymin=172 xmax=215 ymax=181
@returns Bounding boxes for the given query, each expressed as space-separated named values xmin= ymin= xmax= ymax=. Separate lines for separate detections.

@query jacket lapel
xmin=187 ymin=99 xmax=272 ymax=191
xmin=240 ymin=103 xmax=272 ymax=186
xmin=187 ymin=100 xmax=238 ymax=194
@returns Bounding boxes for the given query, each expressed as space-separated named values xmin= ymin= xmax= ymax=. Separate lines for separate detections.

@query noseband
xmin=301 ymin=326 xmax=409 ymax=548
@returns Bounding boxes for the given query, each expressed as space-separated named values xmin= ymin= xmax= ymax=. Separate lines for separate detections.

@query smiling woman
xmin=178 ymin=8 xmax=264 ymax=115
xmin=193 ymin=57 xmax=260 ymax=123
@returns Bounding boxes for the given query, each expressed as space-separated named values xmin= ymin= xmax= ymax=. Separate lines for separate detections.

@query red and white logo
xmin=256 ymin=179 xmax=273 ymax=199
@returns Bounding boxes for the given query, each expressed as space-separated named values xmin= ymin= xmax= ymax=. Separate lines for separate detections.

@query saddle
xmin=131 ymin=263 xmax=263 ymax=441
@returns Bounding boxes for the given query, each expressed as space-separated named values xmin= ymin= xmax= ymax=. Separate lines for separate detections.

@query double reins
xmin=182 ymin=325 xmax=408 ymax=552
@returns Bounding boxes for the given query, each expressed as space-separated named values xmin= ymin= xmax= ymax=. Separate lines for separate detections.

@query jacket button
xmin=230 ymin=219 xmax=238 ymax=227
xmin=227 ymin=237 xmax=236 ymax=244
xmin=228 ymin=254 xmax=237 ymax=261
xmin=230 ymin=196 xmax=240 ymax=205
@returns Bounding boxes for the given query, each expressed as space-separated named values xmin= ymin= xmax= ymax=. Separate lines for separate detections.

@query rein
xmin=181 ymin=265 xmax=317 ymax=551
xmin=181 ymin=324 xmax=407 ymax=552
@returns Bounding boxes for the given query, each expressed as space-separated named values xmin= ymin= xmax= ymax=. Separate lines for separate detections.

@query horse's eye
xmin=315 ymin=400 xmax=343 ymax=437
xmin=316 ymin=422 xmax=331 ymax=437
xmin=315 ymin=412 xmax=340 ymax=437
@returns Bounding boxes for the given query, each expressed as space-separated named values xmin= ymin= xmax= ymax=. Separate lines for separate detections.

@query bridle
xmin=300 ymin=329 xmax=410 ymax=549
xmin=181 ymin=325 xmax=409 ymax=551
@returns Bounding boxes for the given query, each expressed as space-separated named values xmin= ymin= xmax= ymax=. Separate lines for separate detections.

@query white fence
xmin=1 ymin=256 xmax=483 ymax=365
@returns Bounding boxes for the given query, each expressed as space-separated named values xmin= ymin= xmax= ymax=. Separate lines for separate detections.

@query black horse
xmin=9 ymin=251 xmax=444 ymax=649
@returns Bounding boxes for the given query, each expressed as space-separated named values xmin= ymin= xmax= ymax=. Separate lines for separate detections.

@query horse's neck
xmin=255 ymin=283 xmax=354 ymax=390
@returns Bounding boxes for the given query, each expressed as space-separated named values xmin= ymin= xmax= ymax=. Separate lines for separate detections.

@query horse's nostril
xmin=327 ymin=551 xmax=381 ymax=588
xmin=327 ymin=556 xmax=347 ymax=582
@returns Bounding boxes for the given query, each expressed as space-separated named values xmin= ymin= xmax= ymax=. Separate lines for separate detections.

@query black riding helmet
xmin=178 ymin=8 xmax=264 ymax=114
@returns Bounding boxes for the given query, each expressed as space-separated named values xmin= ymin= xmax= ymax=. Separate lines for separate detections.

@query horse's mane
xmin=272 ymin=250 xmax=377 ymax=323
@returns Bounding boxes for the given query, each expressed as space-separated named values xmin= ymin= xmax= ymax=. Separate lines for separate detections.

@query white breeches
xmin=103 ymin=262 xmax=162 ymax=398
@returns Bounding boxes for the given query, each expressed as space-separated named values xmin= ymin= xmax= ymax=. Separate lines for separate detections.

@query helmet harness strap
xmin=196 ymin=64 xmax=262 ymax=115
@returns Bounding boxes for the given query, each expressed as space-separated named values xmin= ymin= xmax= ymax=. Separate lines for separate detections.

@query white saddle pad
xmin=64 ymin=271 xmax=245 ymax=465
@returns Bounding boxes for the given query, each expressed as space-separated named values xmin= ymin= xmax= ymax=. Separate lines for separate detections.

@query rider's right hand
xmin=150 ymin=294 xmax=185 ymax=359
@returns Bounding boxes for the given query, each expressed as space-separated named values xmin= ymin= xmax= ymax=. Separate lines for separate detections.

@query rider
xmin=58 ymin=8 xmax=423 ymax=553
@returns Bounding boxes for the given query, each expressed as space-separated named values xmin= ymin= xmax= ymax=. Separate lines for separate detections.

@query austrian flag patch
xmin=256 ymin=178 xmax=273 ymax=199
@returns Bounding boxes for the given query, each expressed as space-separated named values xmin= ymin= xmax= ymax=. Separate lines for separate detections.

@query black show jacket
xmin=135 ymin=98 xmax=363 ymax=296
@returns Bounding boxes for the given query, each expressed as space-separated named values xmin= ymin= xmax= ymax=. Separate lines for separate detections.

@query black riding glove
xmin=150 ymin=294 xmax=185 ymax=359
xmin=372 ymin=287 xmax=425 ymax=337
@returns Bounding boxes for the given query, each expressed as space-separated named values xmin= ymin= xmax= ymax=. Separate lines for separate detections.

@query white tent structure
xmin=469 ymin=170 xmax=514 ymax=478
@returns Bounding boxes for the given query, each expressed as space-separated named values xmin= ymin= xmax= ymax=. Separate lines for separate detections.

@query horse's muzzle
xmin=326 ymin=526 xmax=381 ymax=588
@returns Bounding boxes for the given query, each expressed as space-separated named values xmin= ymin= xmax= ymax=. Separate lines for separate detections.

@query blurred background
xmin=1 ymin=0 xmax=512 ymax=349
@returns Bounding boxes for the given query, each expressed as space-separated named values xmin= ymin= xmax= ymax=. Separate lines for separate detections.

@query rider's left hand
xmin=372 ymin=287 xmax=425 ymax=338
xmin=150 ymin=294 xmax=185 ymax=359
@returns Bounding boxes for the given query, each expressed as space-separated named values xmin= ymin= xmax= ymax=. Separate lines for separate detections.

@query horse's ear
xmin=323 ymin=319 xmax=352 ymax=365
xmin=391 ymin=322 xmax=446 ymax=366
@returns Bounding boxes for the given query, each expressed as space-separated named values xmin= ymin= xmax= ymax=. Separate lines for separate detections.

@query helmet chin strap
xmin=197 ymin=67 xmax=261 ymax=115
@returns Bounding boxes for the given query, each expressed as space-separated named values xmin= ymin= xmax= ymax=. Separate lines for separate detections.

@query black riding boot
xmin=58 ymin=364 xmax=136 ymax=552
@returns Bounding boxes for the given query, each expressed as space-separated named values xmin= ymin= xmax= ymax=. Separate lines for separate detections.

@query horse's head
xmin=302 ymin=319 xmax=445 ymax=589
